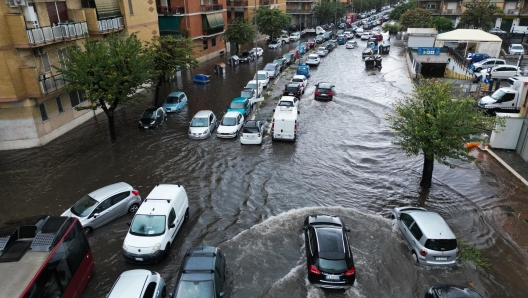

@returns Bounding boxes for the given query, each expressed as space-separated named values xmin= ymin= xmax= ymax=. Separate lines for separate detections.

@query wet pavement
xmin=1 ymin=34 xmax=528 ymax=297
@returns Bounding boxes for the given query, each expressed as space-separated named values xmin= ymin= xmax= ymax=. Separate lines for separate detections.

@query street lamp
xmin=254 ymin=0 xmax=258 ymax=98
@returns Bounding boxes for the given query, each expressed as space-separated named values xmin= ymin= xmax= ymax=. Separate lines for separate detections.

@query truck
xmin=510 ymin=26 xmax=528 ymax=34
xmin=345 ymin=13 xmax=357 ymax=25
xmin=271 ymin=106 xmax=300 ymax=142
xmin=477 ymin=77 xmax=528 ymax=114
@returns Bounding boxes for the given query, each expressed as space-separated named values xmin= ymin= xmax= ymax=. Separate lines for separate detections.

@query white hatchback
xmin=305 ymin=54 xmax=320 ymax=66
xmin=217 ymin=111 xmax=244 ymax=138
xmin=240 ymin=121 xmax=264 ymax=145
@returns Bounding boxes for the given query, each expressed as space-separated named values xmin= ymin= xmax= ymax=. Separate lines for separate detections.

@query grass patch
xmin=259 ymin=101 xmax=266 ymax=108
xmin=273 ymin=95 xmax=280 ymax=101
xmin=263 ymin=93 xmax=271 ymax=99
xmin=459 ymin=241 xmax=491 ymax=272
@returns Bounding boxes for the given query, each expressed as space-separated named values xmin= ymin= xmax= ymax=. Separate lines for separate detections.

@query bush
xmin=383 ymin=23 xmax=402 ymax=35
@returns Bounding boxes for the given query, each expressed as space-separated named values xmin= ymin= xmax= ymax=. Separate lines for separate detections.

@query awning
xmin=436 ymin=29 xmax=502 ymax=42
xmin=159 ymin=16 xmax=181 ymax=35
xmin=94 ymin=0 xmax=122 ymax=19
xmin=206 ymin=13 xmax=225 ymax=29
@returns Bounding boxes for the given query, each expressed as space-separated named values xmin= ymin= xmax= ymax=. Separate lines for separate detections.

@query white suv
xmin=122 ymin=184 xmax=189 ymax=263
xmin=509 ymin=44 xmax=525 ymax=55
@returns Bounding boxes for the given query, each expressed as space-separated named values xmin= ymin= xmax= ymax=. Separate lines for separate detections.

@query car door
xmin=167 ymin=207 xmax=178 ymax=240
xmin=408 ymin=222 xmax=424 ymax=253
xmin=110 ymin=191 xmax=131 ymax=217
xmin=156 ymin=109 xmax=163 ymax=124
xmin=237 ymin=114 xmax=243 ymax=131
xmin=214 ymin=252 xmax=225 ymax=297
xmin=398 ymin=213 xmax=415 ymax=246
xmin=89 ymin=197 xmax=115 ymax=228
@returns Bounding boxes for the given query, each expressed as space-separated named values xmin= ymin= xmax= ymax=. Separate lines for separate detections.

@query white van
xmin=122 ymin=184 xmax=189 ymax=263
xmin=271 ymin=106 xmax=300 ymax=141
xmin=316 ymin=26 xmax=326 ymax=35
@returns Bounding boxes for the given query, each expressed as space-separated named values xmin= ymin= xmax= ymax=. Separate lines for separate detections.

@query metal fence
xmin=39 ymin=73 xmax=68 ymax=95
xmin=27 ymin=22 xmax=88 ymax=45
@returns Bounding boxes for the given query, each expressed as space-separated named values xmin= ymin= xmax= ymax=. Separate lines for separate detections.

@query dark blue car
xmin=337 ymin=35 xmax=346 ymax=45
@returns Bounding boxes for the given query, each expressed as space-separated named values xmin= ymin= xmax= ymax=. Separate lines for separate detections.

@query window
xmin=409 ymin=223 xmax=424 ymax=241
xmin=46 ymin=2 xmax=68 ymax=24
xmin=57 ymin=48 xmax=69 ymax=70
xmin=211 ymin=37 xmax=216 ymax=47
xmin=168 ymin=208 xmax=176 ymax=227
xmin=56 ymin=96 xmax=64 ymax=113
xmin=128 ymin=0 xmax=134 ymax=15
xmin=424 ymin=239 xmax=457 ymax=251
xmin=143 ymin=282 xmax=157 ymax=298
xmin=110 ymin=192 xmax=130 ymax=205
xmin=400 ymin=213 xmax=414 ymax=228
xmin=70 ymin=91 xmax=87 ymax=107
xmin=39 ymin=102 xmax=48 ymax=122
xmin=501 ymin=93 xmax=516 ymax=102
xmin=214 ymin=254 xmax=223 ymax=295
xmin=203 ymin=39 xmax=208 ymax=50
xmin=93 ymin=198 xmax=112 ymax=214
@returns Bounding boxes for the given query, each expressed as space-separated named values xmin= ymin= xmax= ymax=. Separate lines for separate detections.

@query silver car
xmin=188 ymin=110 xmax=217 ymax=139
xmin=61 ymin=182 xmax=142 ymax=234
xmin=107 ymin=269 xmax=166 ymax=298
xmin=392 ymin=207 xmax=459 ymax=266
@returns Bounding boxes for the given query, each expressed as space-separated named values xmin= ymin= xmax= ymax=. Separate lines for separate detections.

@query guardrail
xmin=39 ymin=73 xmax=68 ymax=95
xmin=97 ymin=17 xmax=124 ymax=33
xmin=286 ymin=9 xmax=312 ymax=14
xmin=441 ymin=9 xmax=461 ymax=15
xmin=27 ymin=22 xmax=88 ymax=45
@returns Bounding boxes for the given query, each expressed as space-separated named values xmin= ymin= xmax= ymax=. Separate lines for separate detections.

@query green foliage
xmin=432 ymin=16 xmax=454 ymax=33
xmin=312 ymin=1 xmax=346 ymax=25
xmin=399 ymin=8 xmax=432 ymax=30
xmin=389 ymin=0 xmax=417 ymax=21
xmin=457 ymin=0 xmax=503 ymax=31
xmin=254 ymin=7 xmax=290 ymax=40
xmin=224 ymin=18 xmax=255 ymax=54
xmin=459 ymin=241 xmax=492 ymax=272
xmin=382 ymin=22 xmax=402 ymax=34
xmin=386 ymin=78 xmax=501 ymax=186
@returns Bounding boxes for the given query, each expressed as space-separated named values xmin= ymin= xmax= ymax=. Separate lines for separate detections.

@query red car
xmin=372 ymin=33 xmax=383 ymax=42
xmin=289 ymin=49 xmax=300 ymax=60
xmin=307 ymin=38 xmax=316 ymax=48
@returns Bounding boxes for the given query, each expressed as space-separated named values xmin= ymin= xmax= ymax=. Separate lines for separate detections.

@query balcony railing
xmin=157 ymin=6 xmax=184 ymax=14
xmin=286 ymin=0 xmax=315 ymax=2
xmin=201 ymin=4 xmax=223 ymax=12
xmin=27 ymin=22 xmax=88 ymax=46
xmin=506 ymin=9 xmax=520 ymax=15
xmin=286 ymin=9 xmax=313 ymax=14
xmin=228 ymin=0 xmax=248 ymax=6
xmin=441 ymin=9 xmax=461 ymax=14
xmin=203 ymin=26 xmax=224 ymax=36
xmin=426 ymin=9 xmax=440 ymax=14
xmin=97 ymin=17 xmax=124 ymax=33
xmin=39 ymin=73 xmax=68 ymax=95
xmin=260 ymin=0 xmax=270 ymax=5
xmin=521 ymin=9 xmax=528 ymax=15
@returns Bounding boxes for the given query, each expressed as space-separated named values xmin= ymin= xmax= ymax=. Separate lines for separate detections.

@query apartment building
xmin=0 ymin=0 xmax=158 ymax=150
xmin=226 ymin=0 xmax=286 ymax=23
xmin=418 ymin=0 xmax=528 ymax=31
xmin=287 ymin=0 xmax=315 ymax=28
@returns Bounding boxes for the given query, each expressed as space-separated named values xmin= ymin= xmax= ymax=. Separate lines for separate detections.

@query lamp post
xmin=334 ymin=0 xmax=337 ymax=34
xmin=254 ymin=0 xmax=258 ymax=98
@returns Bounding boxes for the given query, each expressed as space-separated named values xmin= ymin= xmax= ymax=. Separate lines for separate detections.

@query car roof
xmin=292 ymin=75 xmax=306 ymax=79
xmin=314 ymin=227 xmax=346 ymax=259
xmin=308 ymin=54 xmax=319 ymax=58
xmin=406 ymin=211 xmax=456 ymax=239
xmin=317 ymin=83 xmax=333 ymax=89
xmin=430 ymin=284 xmax=483 ymax=298
xmin=287 ymin=83 xmax=300 ymax=87
xmin=88 ymin=182 xmax=131 ymax=202
xmin=167 ymin=92 xmax=184 ymax=97
xmin=108 ymin=269 xmax=152 ymax=298
xmin=266 ymin=63 xmax=278 ymax=66
xmin=223 ymin=111 xmax=241 ymax=118
xmin=193 ymin=110 xmax=213 ymax=118
xmin=280 ymin=96 xmax=297 ymax=101
xmin=182 ymin=246 xmax=218 ymax=273
xmin=243 ymin=120 xmax=259 ymax=127
xmin=144 ymin=107 xmax=158 ymax=112
xmin=231 ymin=97 xmax=248 ymax=102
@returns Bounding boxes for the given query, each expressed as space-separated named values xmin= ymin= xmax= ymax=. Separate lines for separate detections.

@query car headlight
xmin=138 ymin=121 xmax=142 ymax=125
xmin=122 ymin=241 xmax=128 ymax=251
xmin=203 ymin=129 xmax=209 ymax=134
xmin=150 ymin=121 xmax=155 ymax=125
xmin=152 ymin=243 xmax=161 ymax=253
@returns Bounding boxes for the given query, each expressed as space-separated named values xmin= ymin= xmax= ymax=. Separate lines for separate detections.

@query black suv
xmin=283 ymin=83 xmax=303 ymax=96
xmin=172 ymin=246 xmax=226 ymax=298
xmin=273 ymin=57 xmax=287 ymax=71
xmin=304 ymin=215 xmax=355 ymax=289
xmin=314 ymin=82 xmax=335 ymax=101
xmin=239 ymin=50 xmax=254 ymax=63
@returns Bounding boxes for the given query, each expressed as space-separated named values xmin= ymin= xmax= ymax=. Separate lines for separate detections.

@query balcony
xmin=521 ymin=9 xmax=528 ymax=15
xmin=505 ymin=9 xmax=520 ymax=16
xmin=157 ymin=6 xmax=185 ymax=15
xmin=202 ymin=26 xmax=224 ymax=36
xmin=441 ymin=9 xmax=461 ymax=15
xmin=97 ymin=17 xmax=124 ymax=34
xmin=286 ymin=9 xmax=313 ymax=14
xmin=425 ymin=9 xmax=440 ymax=14
xmin=26 ymin=22 xmax=88 ymax=47
xmin=227 ymin=0 xmax=248 ymax=6
xmin=201 ymin=4 xmax=223 ymax=12
xmin=39 ymin=74 xmax=68 ymax=95
xmin=286 ymin=0 xmax=315 ymax=2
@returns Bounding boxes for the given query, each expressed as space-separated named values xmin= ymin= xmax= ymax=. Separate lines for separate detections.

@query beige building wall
xmin=119 ymin=0 xmax=159 ymax=43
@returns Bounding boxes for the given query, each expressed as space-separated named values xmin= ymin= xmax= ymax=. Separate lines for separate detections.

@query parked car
xmin=239 ymin=50 xmax=254 ymax=63
xmin=273 ymin=57 xmax=288 ymax=71
xmin=217 ymin=111 xmax=244 ymax=139
xmin=289 ymin=49 xmax=301 ymax=60
xmin=283 ymin=52 xmax=295 ymax=65
xmin=268 ymin=39 xmax=282 ymax=49
xmin=122 ymin=184 xmax=189 ymax=263
xmin=188 ymin=110 xmax=217 ymax=139
xmin=290 ymin=32 xmax=301 ymax=41
xmin=343 ymin=31 xmax=353 ymax=39
xmin=323 ymin=31 xmax=332 ymax=40
xmin=240 ymin=120 xmax=264 ymax=145
xmin=138 ymin=107 xmax=166 ymax=129
xmin=317 ymin=46 xmax=329 ymax=57
xmin=392 ymin=206 xmax=459 ymax=266
xmin=253 ymin=71 xmax=270 ymax=88
xmin=314 ymin=82 xmax=335 ymax=101
xmin=304 ymin=215 xmax=356 ymax=289
xmin=296 ymin=44 xmax=307 ymax=55
xmin=361 ymin=32 xmax=373 ymax=40
xmin=315 ymin=35 xmax=325 ymax=44
xmin=471 ymin=58 xmax=507 ymax=72
xmin=489 ymin=27 xmax=507 ymax=35
xmin=425 ymin=284 xmax=483 ymax=298
xmin=509 ymin=43 xmax=525 ymax=55
xmin=296 ymin=64 xmax=310 ymax=78
xmin=355 ymin=27 xmax=364 ymax=36
xmin=476 ymin=65 xmax=521 ymax=80
xmin=337 ymin=35 xmax=346 ymax=45
xmin=468 ymin=52 xmax=492 ymax=63
xmin=307 ymin=38 xmax=316 ymax=48
xmin=61 ymin=182 xmax=141 ymax=234
xmin=227 ymin=97 xmax=252 ymax=119
xmin=277 ymin=95 xmax=300 ymax=109
xmin=250 ymin=47 xmax=264 ymax=57
xmin=162 ymin=91 xmax=187 ymax=113
xmin=245 ymin=80 xmax=264 ymax=97
xmin=279 ymin=34 xmax=290 ymax=43
xmin=290 ymin=75 xmax=308 ymax=88
xmin=107 ymin=269 xmax=166 ymax=298
xmin=299 ymin=42 xmax=310 ymax=52
xmin=345 ymin=40 xmax=358 ymax=49
xmin=264 ymin=63 xmax=281 ymax=79
xmin=305 ymin=53 xmax=320 ymax=66
xmin=283 ymin=83 xmax=304 ymax=97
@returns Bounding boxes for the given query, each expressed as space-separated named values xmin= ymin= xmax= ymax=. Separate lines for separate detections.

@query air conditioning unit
xmin=16 ymin=0 xmax=28 ymax=6
xmin=8 ymin=0 xmax=18 ymax=8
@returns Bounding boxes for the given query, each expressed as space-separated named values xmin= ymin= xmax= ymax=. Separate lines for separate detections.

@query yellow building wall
xmin=119 ymin=0 xmax=160 ymax=43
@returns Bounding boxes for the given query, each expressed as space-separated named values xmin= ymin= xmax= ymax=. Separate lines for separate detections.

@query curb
xmin=479 ymin=146 xmax=528 ymax=187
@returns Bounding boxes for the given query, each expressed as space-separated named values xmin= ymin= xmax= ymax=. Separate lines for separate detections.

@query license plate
xmin=143 ymin=126 xmax=149 ymax=129
xmin=321 ymin=94 xmax=326 ymax=96
xmin=326 ymin=275 xmax=340 ymax=280
xmin=288 ymin=92 xmax=294 ymax=95
xmin=248 ymin=135 xmax=254 ymax=138
xmin=135 ymin=257 xmax=144 ymax=261
xmin=435 ymin=257 xmax=448 ymax=261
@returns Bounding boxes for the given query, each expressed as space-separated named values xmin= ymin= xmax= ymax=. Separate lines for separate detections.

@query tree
xmin=432 ymin=16 xmax=454 ymax=33
xmin=389 ymin=0 xmax=417 ymax=21
xmin=382 ymin=23 xmax=402 ymax=34
xmin=224 ymin=18 xmax=255 ymax=55
xmin=386 ymin=78 xmax=500 ymax=189
xmin=457 ymin=0 xmax=503 ymax=31
xmin=147 ymin=36 xmax=199 ymax=106
xmin=312 ymin=1 xmax=346 ymax=25
xmin=58 ymin=34 xmax=153 ymax=140
xmin=254 ymin=7 xmax=290 ymax=40
xmin=399 ymin=8 xmax=432 ymax=30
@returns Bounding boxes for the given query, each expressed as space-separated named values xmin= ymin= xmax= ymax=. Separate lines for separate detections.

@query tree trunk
xmin=235 ymin=43 xmax=239 ymax=55
xmin=420 ymin=155 xmax=434 ymax=189
xmin=107 ymin=111 xmax=116 ymax=140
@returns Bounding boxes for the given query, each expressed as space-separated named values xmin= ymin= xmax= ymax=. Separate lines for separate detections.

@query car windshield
xmin=285 ymin=86 xmax=298 ymax=92
xmin=273 ymin=60 xmax=283 ymax=65
xmin=424 ymin=239 xmax=457 ymax=251
xmin=254 ymin=73 xmax=267 ymax=80
xmin=283 ymin=54 xmax=292 ymax=59
xmin=190 ymin=117 xmax=208 ymax=127
xmin=241 ymin=52 xmax=249 ymax=57
xmin=141 ymin=110 xmax=156 ymax=120
xmin=242 ymin=126 xmax=259 ymax=133
xmin=175 ymin=280 xmax=214 ymax=298
xmin=278 ymin=101 xmax=294 ymax=107
xmin=71 ymin=195 xmax=98 ymax=217
xmin=241 ymin=90 xmax=253 ymax=98
xmin=292 ymin=78 xmax=303 ymax=82
xmin=264 ymin=64 xmax=276 ymax=71
xmin=221 ymin=117 xmax=237 ymax=126
xmin=316 ymin=258 xmax=348 ymax=272
xmin=130 ymin=215 xmax=166 ymax=236
xmin=308 ymin=56 xmax=317 ymax=60
xmin=271 ymin=40 xmax=278 ymax=44
xmin=512 ymin=45 xmax=523 ymax=50
xmin=318 ymin=47 xmax=326 ymax=51
xmin=490 ymin=89 xmax=506 ymax=100
xmin=230 ymin=102 xmax=245 ymax=109
xmin=246 ymin=83 xmax=257 ymax=89
xmin=165 ymin=96 xmax=178 ymax=104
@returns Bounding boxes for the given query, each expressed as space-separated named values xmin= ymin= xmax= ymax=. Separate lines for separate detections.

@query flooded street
xmin=1 ymin=37 xmax=528 ymax=297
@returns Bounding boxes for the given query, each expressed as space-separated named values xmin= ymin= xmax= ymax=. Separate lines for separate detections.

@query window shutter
xmin=46 ymin=3 xmax=59 ymax=24
xmin=56 ymin=2 xmax=68 ymax=23
xmin=42 ymin=52 xmax=51 ymax=73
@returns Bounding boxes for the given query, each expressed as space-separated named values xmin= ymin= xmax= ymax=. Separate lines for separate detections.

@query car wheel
xmin=128 ymin=203 xmax=139 ymax=213
xmin=184 ymin=208 xmax=189 ymax=222
xmin=412 ymin=251 xmax=419 ymax=263
xmin=164 ymin=243 xmax=171 ymax=258
xmin=83 ymin=227 xmax=93 ymax=234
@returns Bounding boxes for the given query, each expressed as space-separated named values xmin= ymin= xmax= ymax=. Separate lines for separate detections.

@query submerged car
xmin=283 ymin=83 xmax=303 ymax=97
xmin=306 ymin=54 xmax=320 ymax=66
xmin=162 ymin=91 xmax=187 ymax=113
xmin=268 ymin=39 xmax=282 ymax=49
xmin=188 ymin=110 xmax=217 ymax=139
xmin=314 ymin=82 xmax=335 ymax=101
xmin=264 ymin=63 xmax=281 ymax=79
xmin=61 ymin=182 xmax=141 ymax=234
xmin=240 ymin=120 xmax=265 ymax=145
xmin=239 ymin=50 xmax=255 ymax=63
xmin=277 ymin=95 xmax=300 ymax=109
xmin=425 ymin=284 xmax=483 ymax=298
xmin=139 ymin=107 xmax=166 ymax=129
xmin=217 ymin=111 xmax=244 ymax=139
xmin=253 ymin=71 xmax=270 ymax=88
xmin=345 ymin=40 xmax=358 ymax=49
xmin=317 ymin=46 xmax=328 ymax=57
xmin=304 ymin=215 xmax=356 ymax=289
xmin=227 ymin=97 xmax=252 ymax=118
xmin=107 ymin=269 xmax=166 ymax=298
xmin=296 ymin=64 xmax=310 ymax=78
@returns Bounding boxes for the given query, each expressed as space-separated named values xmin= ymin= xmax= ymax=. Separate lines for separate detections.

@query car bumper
xmin=419 ymin=257 xmax=458 ymax=266
xmin=164 ymin=107 xmax=180 ymax=113
xmin=272 ymin=133 xmax=295 ymax=141
xmin=240 ymin=137 xmax=262 ymax=144
xmin=315 ymin=95 xmax=332 ymax=101
xmin=188 ymin=133 xmax=210 ymax=139
xmin=217 ymin=132 xmax=237 ymax=138
xmin=306 ymin=62 xmax=319 ymax=65
xmin=308 ymin=274 xmax=355 ymax=289
xmin=122 ymin=249 xmax=165 ymax=264
xmin=139 ymin=124 xmax=155 ymax=129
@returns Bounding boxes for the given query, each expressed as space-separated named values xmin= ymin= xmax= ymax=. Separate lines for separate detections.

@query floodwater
xmin=1 ymin=35 xmax=528 ymax=298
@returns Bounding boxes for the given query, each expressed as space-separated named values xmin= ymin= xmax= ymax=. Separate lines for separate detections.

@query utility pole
xmin=255 ymin=0 xmax=259 ymax=98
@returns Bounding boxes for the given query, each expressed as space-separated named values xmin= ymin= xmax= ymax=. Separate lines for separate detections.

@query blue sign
xmin=484 ymin=77 xmax=490 ymax=84
xmin=417 ymin=47 xmax=441 ymax=55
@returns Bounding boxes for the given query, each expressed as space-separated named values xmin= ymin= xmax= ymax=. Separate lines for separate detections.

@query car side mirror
xmin=297 ymin=111 xmax=300 ymax=114
xmin=169 ymin=223 xmax=176 ymax=229
xmin=93 ymin=213 xmax=100 ymax=218
xmin=219 ymin=292 xmax=225 ymax=297
xmin=127 ymin=221 xmax=131 ymax=227
xmin=344 ymin=227 xmax=351 ymax=232
xmin=303 ymin=226 xmax=308 ymax=230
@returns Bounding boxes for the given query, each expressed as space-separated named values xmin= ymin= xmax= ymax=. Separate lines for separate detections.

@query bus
xmin=0 ymin=216 xmax=94 ymax=298
xmin=345 ymin=13 xmax=357 ymax=25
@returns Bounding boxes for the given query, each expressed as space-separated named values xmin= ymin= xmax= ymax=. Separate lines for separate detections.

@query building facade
xmin=0 ymin=0 xmax=158 ymax=150
xmin=286 ymin=0 xmax=315 ymax=28
xmin=226 ymin=0 xmax=286 ymax=23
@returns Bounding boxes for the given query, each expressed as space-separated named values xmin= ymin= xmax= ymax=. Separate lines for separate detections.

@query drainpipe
xmin=184 ymin=0 xmax=189 ymax=31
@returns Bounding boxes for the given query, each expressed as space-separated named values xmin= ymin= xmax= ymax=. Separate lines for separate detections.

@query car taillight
xmin=456 ymin=249 xmax=460 ymax=257
xmin=132 ymin=190 xmax=139 ymax=196
xmin=271 ymin=123 xmax=274 ymax=130
xmin=240 ymin=132 xmax=243 ymax=137
xmin=420 ymin=248 xmax=427 ymax=257
xmin=344 ymin=268 xmax=355 ymax=276
xmin=294 ymin=125 xmax=297 ymax=132
xmin=258 ymin=133 xmax=261 ymax=137
xmin=315 ymin=91 xmax=320 ymax=95
xmin=327 ymin=92 xmax=333 ymax=96
xmin=310 ymin=265 xmax=321 ymax=275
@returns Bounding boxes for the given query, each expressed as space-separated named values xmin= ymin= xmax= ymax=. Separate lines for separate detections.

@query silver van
xmin=392 ymin=207 xmax=459 ymax=266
